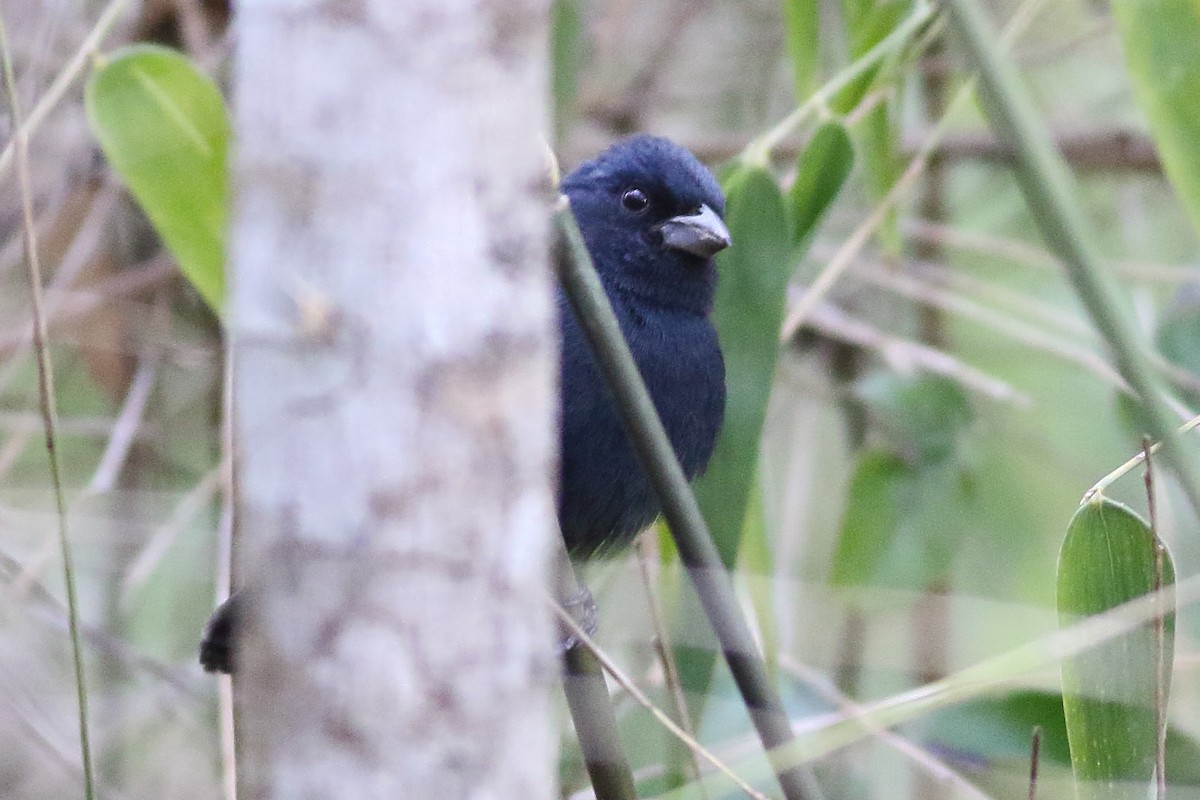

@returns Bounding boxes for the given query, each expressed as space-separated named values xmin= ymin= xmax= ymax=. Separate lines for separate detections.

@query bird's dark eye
xmin=621 ymin=188 xmax=649 ymax=213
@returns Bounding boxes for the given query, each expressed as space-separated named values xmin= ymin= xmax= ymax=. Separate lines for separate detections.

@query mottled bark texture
xmin=229 ymin=2 xmax=557 ymax=798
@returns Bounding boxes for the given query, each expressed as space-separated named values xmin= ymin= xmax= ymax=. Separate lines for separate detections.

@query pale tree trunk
xmin=228 ymin=2 xmax=557 ymax=798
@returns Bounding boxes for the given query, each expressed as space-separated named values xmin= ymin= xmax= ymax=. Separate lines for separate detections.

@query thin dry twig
xmin=1084 ymin=412 xmax=1200 ymax=502
xmin=833 ymin=256 xmax=1199 ymax=418
xmin=216 ymin=340 xmax=237 ymax=800
xmin=846 ymin=259 xmax=1131 ymax=389
xmin=12 ymin=290 xmax=169 ymax=597
xmin=87 ymin=352 xmax=159 ymax=494
xmin=1143 ymin=439 xmax=1168 ymax=800
xmin=799 ymin=295 xmax=1031 ymax=405
xmin=0 ymin=547 xmax=200 ymax=699
xmin=0 ymin=181 xmax=122 ymax=392
xmin=1027 ymin=726 xmax=1041 ymax=800
xmin=905 ymin=219 xmax=1200 ymax=285
xmin=3 ymin=691 xmax=138 ymax=800
xmin=170 ymin=0 xmax=210 ymax=55
xmin=0 ymin=0 xmax=135 ymax=184
xmin=121 ymin=464 xmax=221 ymax=604
xmin=0 ymin=253 xmax=176 ymax=356
xmin=552 ymin=598 xmax=772 ymax=800
xmin=635 ymin=538 xmax=707 ymax=794
xmin=903 ymin=242 xmax=1200 ymax=396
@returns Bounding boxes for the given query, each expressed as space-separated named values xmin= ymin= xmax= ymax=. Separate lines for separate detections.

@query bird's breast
xmin=624 ymin=308 xmax=725 ymax=476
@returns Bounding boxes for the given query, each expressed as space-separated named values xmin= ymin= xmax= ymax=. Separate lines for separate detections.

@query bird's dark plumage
xmin=557 ymin=134 xmax=729 ymax=556
xmin=199 ymin=135 xmax=729 ymax=672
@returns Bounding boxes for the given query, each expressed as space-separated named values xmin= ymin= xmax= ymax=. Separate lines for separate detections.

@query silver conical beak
xmin=657 ymin=203 xmax=732 ymax=259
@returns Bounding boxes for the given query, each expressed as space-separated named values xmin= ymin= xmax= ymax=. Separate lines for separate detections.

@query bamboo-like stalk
xmin=942 ymin=0 xmax=1200 ymax=518
xmin=555 ymin=544 xmax=638 ymax=800
xmin=554 ymin=198 xmax=816 ymax=800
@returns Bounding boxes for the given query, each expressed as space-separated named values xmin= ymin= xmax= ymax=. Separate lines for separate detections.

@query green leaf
xmin=740 ymin=473 xmax=778 ymax=673
xmin=856 ymin=100 xmax=902 ymax=252
xmin=790 ymin=122 xmax=854 ymax=247
xmin=694 ymin=165 xmax=793 ymax=566
xmin=1058 ymin=497 xmax=1175 ymax=800
xmin=85 ymin=44 xmax=229 ymax=313
xmin=832 ymin=450 xmax=910 ymax=585
xmin=1111 ymin=0 xmax=1200 ymax=238
xmin=783 ymin=0 xmax=821 ymax=99
xmin=895 ymin=460 xmax=975 ymax=587
xmin=667 ymin=165 xmax=791 ymax=747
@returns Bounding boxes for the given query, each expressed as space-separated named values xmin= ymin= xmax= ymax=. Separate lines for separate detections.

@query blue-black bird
xmin=200 ymin=135 xmax=729 ymax=672
xmin=557 ymin=134 xmax=729 ymax=555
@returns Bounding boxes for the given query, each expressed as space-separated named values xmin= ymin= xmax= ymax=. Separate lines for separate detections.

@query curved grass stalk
xmin=1085 ymin=414 xmax=1200 ymax=502
xmin=0 ymin=15 xmax=95 ymax=800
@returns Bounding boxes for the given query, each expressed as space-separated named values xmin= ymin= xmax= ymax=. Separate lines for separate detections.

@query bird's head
xmin=561 ymin=135 xmax=731 ymax=313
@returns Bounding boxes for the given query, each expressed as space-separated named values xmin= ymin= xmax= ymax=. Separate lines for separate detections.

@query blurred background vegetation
xmin=2 ymin=0 xmax=1199 ymax=797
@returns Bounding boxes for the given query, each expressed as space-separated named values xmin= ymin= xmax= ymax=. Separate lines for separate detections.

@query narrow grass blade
xmin=783 ymin=0 xmax=821 ymax=98
xmin=831 ymin=450 xmax=910 ymax=586
xmin=790 ymin=122 xmax=854 ymax=247
xmin=1111 ymin=0 xmax=1200 ymax=237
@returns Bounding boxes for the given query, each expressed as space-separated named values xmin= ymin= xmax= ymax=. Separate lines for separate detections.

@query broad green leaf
xmin=695 ymin=164 xmax=792 ymax=567
xmin=783 ymin=0 xmax=821 ymax=99
xmin=790 ymin=122 xmax=854 ymax=246
xmin=669 ymin=164 xmax=791 ymax=753
xmin=832 ymin=450 xmax=910 ymax=585
xmin=1058 ymin=497 xmax=1175 ymax=800
xmin=1111 ymin=0 xmax=1200 ymax=238
xmin=86 ymin=44 xmax=229 ymax=313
